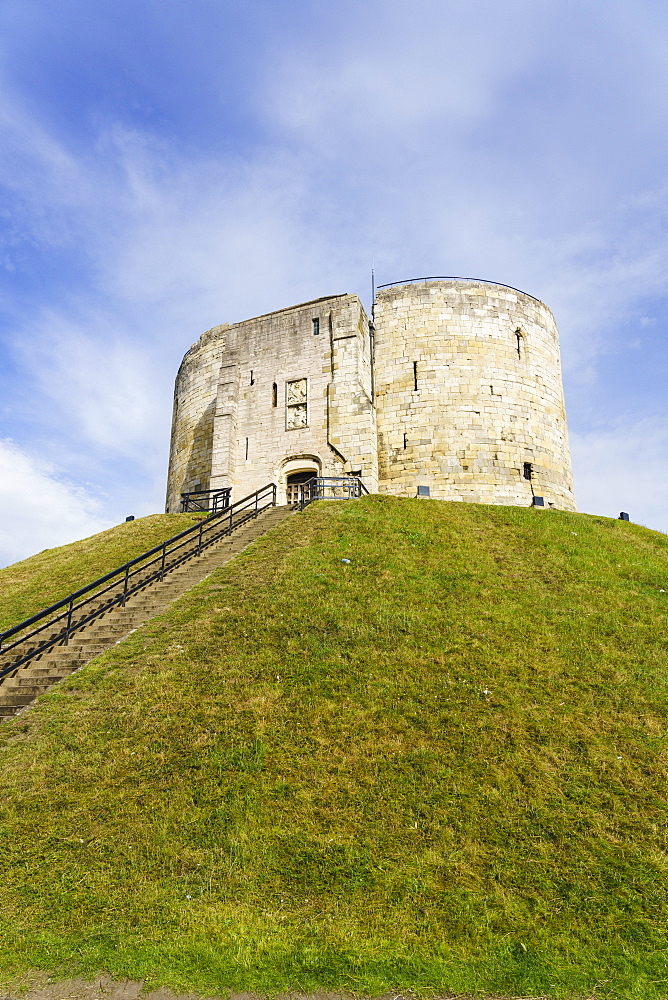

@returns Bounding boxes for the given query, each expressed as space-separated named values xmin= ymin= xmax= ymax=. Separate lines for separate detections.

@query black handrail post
xmin=65 ymin=598 xmax=74 ymax=646
xmin=198 ymin=521 xmax=203 ymax=556
xmin=255 ymin=490 xmax=259 ymax=517
xmin=122 ymin=565 xmax=129 ymax=607
xmin=229 ymin=504 xmax=233 ymax=535
xmin=160 ymin=542 xmax=167 ymax=581
xmin=272 ymin=483 xmax=276 ymax=506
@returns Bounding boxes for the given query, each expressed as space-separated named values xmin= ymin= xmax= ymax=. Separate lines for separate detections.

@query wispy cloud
xmin=10 ymin=306 xmax=164 ymax=456
xmin=571 ymin=416 xmax=668 ymax=533
xmin=0 ymin=439 xmax=110 ymax=566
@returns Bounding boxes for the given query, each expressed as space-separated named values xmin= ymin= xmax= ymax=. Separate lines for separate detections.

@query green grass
xmin=0 ymin=513 xmax=206 ymax=633
xmin=0 ymin=497 xmax=668 ymax=999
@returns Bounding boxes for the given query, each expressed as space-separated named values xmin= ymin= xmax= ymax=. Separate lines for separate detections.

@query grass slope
xmin=0 ymin=497 xmax=667 ymax=999
xmin=0 ymin=513 xmax=205 ymax=633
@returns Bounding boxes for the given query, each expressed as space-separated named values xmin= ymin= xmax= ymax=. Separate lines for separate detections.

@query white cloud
xmin=11 ymin=307 xmax=167 ymax=456
xmin=101 ymin=143 xmax=325 ymax=322
xmin=263 ymin=0 xmax=552 ymax=141
xmin=570 ymin=417 xmax=668 ymax=534
xmin=0 ymin=439 xmax=111 ymax=567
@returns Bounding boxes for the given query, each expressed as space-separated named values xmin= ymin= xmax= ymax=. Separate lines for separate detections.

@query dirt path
xmin=0 ymin=979 xmax=383 ymax=1000
xmin=0 ymin=974 xmax=569 ymax=1000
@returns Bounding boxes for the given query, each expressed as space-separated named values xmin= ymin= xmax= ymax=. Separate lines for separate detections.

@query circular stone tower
xmin=373 ymin=279 xmax=576 ymax=510
xmin=165 ymin=323 xmax=230 ymax=513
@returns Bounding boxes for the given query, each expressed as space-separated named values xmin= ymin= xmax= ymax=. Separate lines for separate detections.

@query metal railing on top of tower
xmin=375 ymin=276 xmax=541 ymax=302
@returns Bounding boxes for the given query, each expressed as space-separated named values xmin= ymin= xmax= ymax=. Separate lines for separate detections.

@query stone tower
xmin=166 ymin=278 xmax=576 ymax=512
xmin=373 ymin=280 xmax=575 ymax=508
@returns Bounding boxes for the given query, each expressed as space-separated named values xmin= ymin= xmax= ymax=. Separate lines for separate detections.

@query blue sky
xmin=1 ymin=0 xmax=667 ymax=565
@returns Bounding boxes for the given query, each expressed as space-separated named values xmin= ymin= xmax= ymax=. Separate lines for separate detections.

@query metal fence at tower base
xmin=180 ymin=487 xmax=231 ymax=512
xmin=292 ymin=476 xmax=368 ymax=510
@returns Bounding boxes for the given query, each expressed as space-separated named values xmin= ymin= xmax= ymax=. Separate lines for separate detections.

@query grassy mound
xmin=0 ymin=497 xmax=667 ymax=999
xmin=0 ymin=513 xmax=205 ymax=633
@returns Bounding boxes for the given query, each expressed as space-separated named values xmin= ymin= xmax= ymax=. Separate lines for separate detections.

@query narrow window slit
xmin=312 ymin=318 xmax=320 ymax=336
xmin=250 ymin=370 xmax=254 ymax=385
xmin=515 ymin=330 xmax=522 ymax=358
xmin=245 ymin=437 xmax=249 ymax=460
xmin=523 ymin=462 xmax=533 ymax=481
xmin=413 ymin=361 xmax=418 ymax=391
xmin=272 ymin=382 xmax=277 ymax=407
xmin=403 ymin=433 xmax=407 ymax=449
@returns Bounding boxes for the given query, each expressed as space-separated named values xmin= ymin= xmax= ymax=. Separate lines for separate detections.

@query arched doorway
xmin=280 ymin=457 xmax=321 ymax=505
xmin=286 ymin=470 xmax=317 ymax=505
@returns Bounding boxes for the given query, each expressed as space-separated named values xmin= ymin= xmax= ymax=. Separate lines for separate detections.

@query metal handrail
xmin=375 ymin=276 xmax=542 ymax=303
xmin=296 ymin=476 xmax=368 ymax=511
xmin=0 ymin=482 xmax=277 ymax=681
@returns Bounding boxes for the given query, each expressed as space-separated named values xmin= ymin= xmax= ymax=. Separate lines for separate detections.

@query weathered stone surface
xmin=166 ymin=295 xmax=376 ymax=510
xmin=165 ymin=280 xmax=576 ymax=513
xmin=165 ymin=323 xmax=231 ymax=510
xmin=373 ymin=281 xmax=576 ymax=509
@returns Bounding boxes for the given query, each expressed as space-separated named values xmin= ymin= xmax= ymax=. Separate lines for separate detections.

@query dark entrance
xmin=286 ymin=471 xmax=316 ymax=505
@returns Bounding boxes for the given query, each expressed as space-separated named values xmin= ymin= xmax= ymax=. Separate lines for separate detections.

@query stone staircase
xmin=0 ymin=504 xmax=294 ymax=722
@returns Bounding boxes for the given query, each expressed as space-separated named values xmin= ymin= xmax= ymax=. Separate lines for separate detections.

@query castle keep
xmin=166 ymin=279 xmax=576 ymax=511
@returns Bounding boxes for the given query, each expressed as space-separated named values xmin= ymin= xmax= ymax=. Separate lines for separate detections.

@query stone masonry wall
xmin=373 ymin=281 xmax=576 ymax=509
xmin=167 ymin=295 xmax=377 ymax=510
xmin=327 ymin=296 xmax=378 ymax=490
xmin=212 ymin=296 xmax=343 ymax=504
xmin=165 ymin=324 xmax=230 ymax=513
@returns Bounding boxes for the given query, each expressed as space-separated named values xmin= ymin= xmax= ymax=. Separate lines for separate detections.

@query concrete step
xmin=14 ymin=674 xmax=67 ymax=686
xmin=94 ymin=608 xmax=141 ymax=619
xmin=26 ymin=664 xmax=72 ymax=675
xmin=18 ymin=660 xmax=82 ymax=675
xmin=27 ymin=656 xmax=84 ymax=677
xmin=3 ymin=683 xmax=54 ymax=697
xmin=1 ymin=692 xmax=41 ymax=706
xmin=33 ymin=649 xmax=85 ymax=664
xmin=77 ymin=630 xmax=125 ymax=643
xmin=24 ymin=662 xmax=79 ymax=676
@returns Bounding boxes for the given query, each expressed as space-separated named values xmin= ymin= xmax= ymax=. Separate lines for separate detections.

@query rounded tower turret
xmin=373 ymin=278 xmax=576 ymax=509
